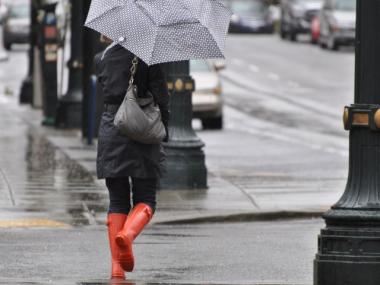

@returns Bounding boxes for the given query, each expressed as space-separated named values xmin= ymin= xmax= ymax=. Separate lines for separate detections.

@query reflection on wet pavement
xmin=0 ymin=105 xmax=108 ymax=226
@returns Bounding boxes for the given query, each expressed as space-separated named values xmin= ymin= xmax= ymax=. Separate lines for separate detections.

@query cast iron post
xmin=314 ymin=1 xmax=380 ymax=284
xmin=160 ymin=61 xmax=208 ymax=189
xmin=56 ymin=0 xmax=83 ymax=128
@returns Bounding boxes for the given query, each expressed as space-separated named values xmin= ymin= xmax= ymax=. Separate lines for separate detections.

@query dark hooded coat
xmin=95 ymin=44 xmax=169 ymax=179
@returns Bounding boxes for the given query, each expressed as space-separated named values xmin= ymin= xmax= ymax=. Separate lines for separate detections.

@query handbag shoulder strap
xmin=129 ymin=56 xmax=139 ymax=86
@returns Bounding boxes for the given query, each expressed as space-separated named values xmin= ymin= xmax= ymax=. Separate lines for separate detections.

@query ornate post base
xmin=19 ymin=76 xmax=33 ymax=104
xmin=56 ymin=89 xmax=82 ymax=128
xmin=161 ymin=142 xmax=207 ymax=189
xmin=315 ymin=211 xmax=380 ymax=285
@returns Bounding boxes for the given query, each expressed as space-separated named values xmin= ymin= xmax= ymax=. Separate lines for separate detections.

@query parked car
xmin=190 ymin=60 xmax=224 ymax=130
xmin=223 ymin=0 xmax=274 ymax=34
xmin=3 ymin=2 xmax=30 ymax=50
xmin=280 ymin=0 xmax=323 ymax=41
xmin=319 ymin=0 xmax=356 ymax=50
xmin=310 ymin=15 xmax=320 ymax=43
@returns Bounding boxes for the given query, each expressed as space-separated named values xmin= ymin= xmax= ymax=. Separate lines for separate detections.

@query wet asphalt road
xmin=0 ymin=219 xmax=322 ymax=284
xmin=0 ymin=35 xmax=355 ymax=284
xmin=222 ymin=34 xmax=354 ymax=140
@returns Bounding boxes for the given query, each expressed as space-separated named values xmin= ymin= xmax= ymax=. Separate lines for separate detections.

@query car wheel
xmin=280 ymin=24 xmax=287 ymax=39
xmin=202 ymin=117 xmax=223 ymax=130
xmin=290 ymin=31 xmax=297 ymax=42
xmin=327 ymin=35 xmax=338 ymax=51
xmin=3 ymin=41 xmax=11 ymax=51
xmin=319 ymin=38 xmax=327 ymax=49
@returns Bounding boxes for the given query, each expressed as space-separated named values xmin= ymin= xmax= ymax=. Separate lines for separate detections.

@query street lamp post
xmin=56 ymin=0 xmax=83 ymax=128
xmin=160 ymin=61 xmax=208 ymax=189
xmin=314 ymin=1 xmax=380 ymax=284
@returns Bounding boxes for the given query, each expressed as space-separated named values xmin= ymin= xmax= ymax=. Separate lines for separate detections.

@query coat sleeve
xmin=148 ymin=64 xmax=170 ymax=142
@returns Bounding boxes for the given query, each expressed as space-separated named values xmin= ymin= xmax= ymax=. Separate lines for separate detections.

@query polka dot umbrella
xmin=85 ymin=0 xmax=232 ymax=65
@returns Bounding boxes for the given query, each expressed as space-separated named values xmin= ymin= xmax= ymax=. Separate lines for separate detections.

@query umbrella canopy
xmin=85 ymin=0 xmax=232 ymax=65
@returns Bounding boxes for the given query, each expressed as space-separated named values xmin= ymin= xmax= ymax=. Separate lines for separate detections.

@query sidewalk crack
xmin=0 ymin=167 xmax=15 ymax=206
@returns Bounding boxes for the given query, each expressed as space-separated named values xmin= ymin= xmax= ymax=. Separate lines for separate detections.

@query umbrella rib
xmin=176 ymin=0 xmax=224 ymax=53
xmin=85 ymin=5 xmax=124 ymax=26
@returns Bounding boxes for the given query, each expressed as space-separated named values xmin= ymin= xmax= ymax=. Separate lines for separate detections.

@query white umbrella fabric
xmin=85 ymin=0 xmax=232 ymax=65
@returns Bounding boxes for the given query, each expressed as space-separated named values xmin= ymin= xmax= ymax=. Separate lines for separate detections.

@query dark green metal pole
xmin=19 ymin=0 xmax=38 ymax=104
xmin=56 ymin=0 xmax=83 ymax=128
xmin=314 ymin=1 xmax=380 ymax=284
xmin=160 ymin=61 xmax=207 ymax=189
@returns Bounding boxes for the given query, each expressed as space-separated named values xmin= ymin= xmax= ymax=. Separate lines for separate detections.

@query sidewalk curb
xmin=154 ymin=210 xmax=325 ymax=225
xmin=0 ymin=279 xmax=311 ymax=285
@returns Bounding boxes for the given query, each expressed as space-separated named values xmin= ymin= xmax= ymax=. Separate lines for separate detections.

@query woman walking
xmin=95 ymin=38 xmax=170 ymax=280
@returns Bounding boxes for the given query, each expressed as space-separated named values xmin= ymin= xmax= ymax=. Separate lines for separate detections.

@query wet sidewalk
xmin=0 ymin=96 xmax=347 ymax=227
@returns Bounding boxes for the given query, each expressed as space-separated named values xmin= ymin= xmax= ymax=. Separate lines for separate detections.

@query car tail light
xmin=331 ymin=24 xmax=340 ymax=32
xmin=213 ymin=85 xmax=222 ymax=95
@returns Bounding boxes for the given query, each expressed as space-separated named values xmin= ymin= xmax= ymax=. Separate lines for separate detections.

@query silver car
xmin=190 ymin=60 xmax=224 ymax=130
xmin=3 ymin=2 xmax=30 ymax=50
xmin=319 ymin=0 xmax=356 ymax=50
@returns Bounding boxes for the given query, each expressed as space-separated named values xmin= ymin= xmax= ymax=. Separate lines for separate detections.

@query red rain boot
xmin=107 ymin=213 xmax=128 ymax=280
xmin=115 ymin=203 xmax=154 ymax=272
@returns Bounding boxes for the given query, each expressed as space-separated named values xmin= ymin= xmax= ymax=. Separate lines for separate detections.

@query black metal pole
xmin=82 ymin=0 xmax=106 ymax=140
xmin=19 ymin=0 xmax=38 ymax=104
xmin=314 ymin=1 xmax=380 ymax=284
xmin=56 ymin=0 xmax=83 ymax=128
xmin=40 ymin=2 xmax=58 ymax=126
xmin=160 ymin=61 xmax=208 ymax=189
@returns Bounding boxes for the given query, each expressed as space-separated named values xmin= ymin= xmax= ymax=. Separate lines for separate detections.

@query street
xmin=0 ymin=219 xmax=322 ymax=284
xmin=223 ymin=34 xmax=353 ymax=151
xmin=0 ymin=34 xmax=354 ymax=284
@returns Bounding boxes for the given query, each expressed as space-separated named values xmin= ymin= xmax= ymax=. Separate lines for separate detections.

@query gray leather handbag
xmin=113 ymin=56 xmax=166 ymax=144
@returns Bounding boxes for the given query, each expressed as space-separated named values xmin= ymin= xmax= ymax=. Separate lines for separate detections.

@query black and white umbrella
xmin=85 ymin=0 xmax=232 ymax=65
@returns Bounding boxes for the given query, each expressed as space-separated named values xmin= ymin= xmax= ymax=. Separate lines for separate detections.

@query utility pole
xmin=160 ymin=61 xmax=208 ymax=189
xmin=56 ymin=0 xmax=83 ymax=128
xmin=314 ymin=1 xmax=380 ymax=284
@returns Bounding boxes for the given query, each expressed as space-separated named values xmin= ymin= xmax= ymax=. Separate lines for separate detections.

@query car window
xmin=190 ymin=60 xmax=212 ymax=72
xmin=334 ymin=0 xmax=356 ymax=11
xmin=230 ymin=0 xmax=267 ymax=16
xmin=9 ymin=4 xmax=29 ymax=19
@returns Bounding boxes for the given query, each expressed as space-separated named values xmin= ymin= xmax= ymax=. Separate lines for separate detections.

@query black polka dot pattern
xmin=85 ymin=0 xmax=232 ymax=65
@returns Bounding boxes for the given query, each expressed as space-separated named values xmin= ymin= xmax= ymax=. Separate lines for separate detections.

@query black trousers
xmin=105 ymin=177 xmax=157 ymax=214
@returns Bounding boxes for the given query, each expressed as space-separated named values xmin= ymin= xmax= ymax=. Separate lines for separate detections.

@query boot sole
xmin=115 ymin=235 xmax=134 ymax=272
